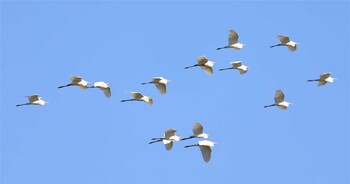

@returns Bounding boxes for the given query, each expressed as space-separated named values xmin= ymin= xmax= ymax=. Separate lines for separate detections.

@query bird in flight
xmin=307 ymin=72 xmax=336 ymax=86
xmin=270 ymin=35 xmax=299 ymax=52
xmin=16 ymin=94 xmax=47 ymax=107
xmin=184 ymin=140 xmax=218 ymax=163
xmin=217 ymin=29 xmax=246 ymax=50
xmin=219 ymin=61 xmax=249 ymax=74
xmin=58 ymin=76 xmax=89 ymax=89
xmin=120 ymin=92 xmax=153 ymax=105
xmin=141 ymin=77 xmax=170 ymax=95
xmin=184 ymin=56 xmax=216 ymax=75
xmin=87 ymin=81 xmax=111 ymax=98
xmin=149 ymin=128 xmax=181 ymax=151
xmin=181 ymin=122 xmax=211 ymax=141
xmin=264 ymin=90 xmax=292 ymax=110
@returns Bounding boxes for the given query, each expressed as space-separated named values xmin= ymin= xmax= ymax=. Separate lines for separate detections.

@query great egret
xmin=264 ymin=90 xmax=292 ymax=110
xmin=219 ymin=61 xmax=249 ymax=74
xmin=141 ymin=77 xmax=170 ymax=95
xmin=87 ymin=81 xmax=111 ymax=98
xmin=307 ymin=72 xmax=336 ymax=86
xmin=120 ymin=92 xmax=153 ymax=105
xmin=217 ymin=29 xmax=246 ymax=50
xmin=149 ymin=128 xmax=181 ymax=151
xmin=270 ymin=35 xmax=299 ymax=51
xmin=58 ymin=76 xmax=89 ymax=89
xmin=184 ymin=140 xmax=218 ymax=163
xmin=181 ymin=122 xmax=211 ymax=141
xmin=184 ymin=56 xmax=216 ymax=75
xmin=16 ymin=94 xmax=47 ymax=107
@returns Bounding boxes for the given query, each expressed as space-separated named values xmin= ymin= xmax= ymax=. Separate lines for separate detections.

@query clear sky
xmin=1 ymin=1 xmax=349 ymax=184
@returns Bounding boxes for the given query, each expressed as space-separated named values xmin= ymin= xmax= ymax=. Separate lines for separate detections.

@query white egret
xmin=307 ymin=72 xmax=336 ymax=86
xmin=264 ymin=90 xmax=292 ymax=110
xmin=270 ymin=35 xmax=299 ymax=51
xmin=58 ymin=76 xmax=89 ymax=89
xmin=149 ymin=128 xmax=181 ymax=151
xmin=184 ymin=56 xmax=216 ymax=75
xmin=16 ymin=94 xmax=47 ymax=107
xmin=120 ymin=92 xmax=153 ymax=105
xmin=141 ymin=77 xmax=170 ymax=95
xmin=184 ymin=140 xmax=218 ymax=163
xmin=219 ymin=61 xmax=249 ymax=74
xmin=181 ymin=122 xmax=211 ymax=141
xmin=87 ymin=81 xmax=111 ymax=98
xmin=217 ymin=29 xmax=246 ymax=50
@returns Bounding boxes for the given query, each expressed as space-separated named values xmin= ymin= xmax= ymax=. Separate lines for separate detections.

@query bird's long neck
xmin=219 ymin=67 xmax=233 ymax=71
xmin=307 ymin=79 xmax=320 ymax=82
xmin=264 ymin=104 xmax=275 ymax=108
xmin=184 ymin=64 xmax=198 ymax=69
xmin=184 ymin=144 xmax=199 ymax=148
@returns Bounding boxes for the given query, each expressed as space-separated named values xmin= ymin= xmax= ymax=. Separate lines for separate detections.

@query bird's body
xmin=88 ymin=81 xmax=111 ymax=98
xmin=307 ymin=72 xmax=336 ymax=86
xmin=121 ymin=92 xmax=153 ymax=105
xmin=58 ymin=76 xmax=89 ymax=89
xmin=149 ymin=128 xmax=180 ymax=151
xmin=264 ymin=90 xmax=292 ymax=110
xmin=217 ymin=29 xmax=246 ymax=50
xmin=141 ymin=77 xmax=170 ymax=95
xmin=181 ymin=122 xmax=211 ymax=141
xmin=184 ymin=140 xmax=218 ymax=163
xmin=270 ymin=35 xmax=298 ymax=51
xmin=16 ymin=94 xmax=47 ymax=107
xmin=184 ymin=56 xmax=216 ymax=75
xmin=219 ymin=61 xmax=249 ymax=74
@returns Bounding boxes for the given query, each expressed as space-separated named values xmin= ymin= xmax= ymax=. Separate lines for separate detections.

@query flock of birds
xmin=16 ymin=29 xmax=337 ymax=163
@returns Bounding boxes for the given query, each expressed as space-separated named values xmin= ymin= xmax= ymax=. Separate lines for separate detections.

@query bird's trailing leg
xmin=120 ymin=99 xmax=137 ymax=103
xmin=16 ymin=103 xmax=30 ymax=107
xmin=270 ymin=44 xmax=283 ymax=48
xmin=307 ymin=79 xmax=319 ymax=82
xmin=184 ymin=64 xmax=198 ymax=69
xmin=58 ymin=84 xmax=72 ymax=88
xmin=180 ymin=136 xmax=195 ymax=141
xmin=264 ymin=104 xmax=275 ymax=108
xmin=184 ymin=144 xmax=199 ymax=148
xmin=149 ymin=139 xmax=163 ymax=144
xmin=219 ymin=67 xmax=233 ymax=71
xmin=141 ymin=81 xmax=153 ymax=85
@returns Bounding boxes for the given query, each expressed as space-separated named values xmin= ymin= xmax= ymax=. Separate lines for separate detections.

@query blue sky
xmin=1 ymin=1 xmax=349 ymax=184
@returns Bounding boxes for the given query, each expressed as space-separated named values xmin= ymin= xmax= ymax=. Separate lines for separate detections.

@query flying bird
xmin=58 ymin=76 xmax=89 ymax=89
xmin=270 ymin=35 xmax=299 ymax=51
xmin=181 ymin=122 xmax=211 ymax=141
xmin=307 ymin=72 xmax=336 ymax=86
xmin=87 ymin=81 xmax=111 ymax=98
xmin=184 ymin=56 xmax=216 ymax=75
xmin=264 ymin=90 xmax=292 ymax=110
xmin=219 ymin=61 xmax=249 ymax=74
xmin=217 ymin=29 xmax=246 ymax=50
xmin=120 ymin=92 xmax=153 ymax=105
xmin=149 ymin=128 xmax=181 ymax=151
xmin=16 ymin=94 xmax=47 ymax=107
xmin=184 ymin=140 xmax=218 ymax=163
xmin=141 ymin=77 xmax=170 ymax=95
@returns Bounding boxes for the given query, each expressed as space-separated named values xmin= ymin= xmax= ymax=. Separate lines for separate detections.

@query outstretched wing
xmin=129 ymin=92 xmax=143 ymax=99
xmin=199 ymin=66 xmax=214 ymax=75
xmin=164 ymin=128 xmax=176 ymax=138
xmin=101 ymin=87 xmax=111 ymax=98
xmin=277 ymin=35 xmax=290 ymax=44
xmin=288 ymin=45 xmax=297 ymax=52
xmin=320 ymin=73 xmax=331 ymax=80
xmin=155 ymin=83 xmax=166 ymax=94
xmin=70 ymin=76 xmax=82 ymax=84
xmin=231 ymin=61 xmax=242 ymax=68
xmin=228 ymin=29 xmax=239 ymax=45
xmin=164 ymin=141 xmax=173 ymax=151
xmin=274 ymin=90 xmax=285 ymax=103
xmin=193 ymin=122 xmax=204 ymax=136
xmin=27 ymin=95 xmax=40 ymax=103
xmin=197 ymin=56 xmax=208 ymax=65
xmin=199 ymin=146 xmax=212 ymax=163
